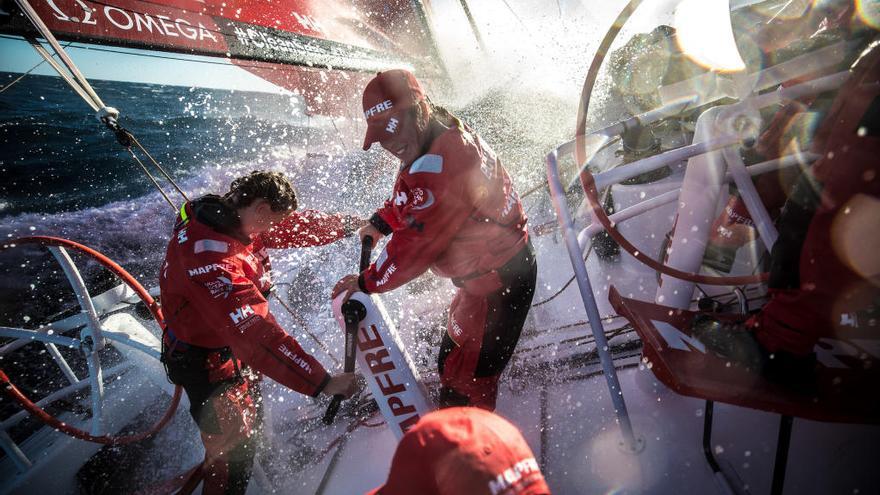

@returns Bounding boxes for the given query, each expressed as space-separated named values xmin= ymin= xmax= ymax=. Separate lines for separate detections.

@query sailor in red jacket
xmin=160 ymin=170 xmax=359 ymax=495
xmin=693 ymin=38 xmax=880 ymax=384
xmin=334 ymin=70 xmax=537 ymax=411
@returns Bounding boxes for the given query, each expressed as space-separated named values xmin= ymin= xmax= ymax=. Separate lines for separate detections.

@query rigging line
xmin=498 ymin=0 xmax=529 ymax=31
xmin=126 ymin=148 xmax=178 ymax=211
xmin=21 ymin=40 xmax=189 ymax=209
xmin=531 ymin=186 xmax=611 ymax=307
xmin=329 ymin=116 xmax=348 ymax=153
xmin=531 ymin=243 xmax=592 ymax=307
xmin=0 ymin=70 xmax=33 ymax=94
xmin=520 ymin=179 xmax=547 ymax=199
xmin=128 ymin=134 xmax=190 ymax=203
xmin=14 ymin=0 xmax=106 ymax=110
xmin=520 ymin=136 xmax=621 ymax=200
xmin=0 ymin=41 xmax=70 ymax=94
xmin=269 ymin=290 xmax=340 ymax=367
xmin=26 ymin=38 xmax=97 ymax=111
xmin=457 ymin=0 xmax=486 ymax=51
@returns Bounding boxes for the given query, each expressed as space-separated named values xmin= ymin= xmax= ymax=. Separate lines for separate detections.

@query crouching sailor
xmin=159 ymin=170 xmax=361 ymax=494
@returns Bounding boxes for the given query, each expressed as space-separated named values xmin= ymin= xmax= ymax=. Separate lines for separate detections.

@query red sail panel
xmin=17 ymin=0 xmax=229 ymax=54
xmin=232 ymin=60 xmax=372 ymax=116
xmin=1 ymin=0 xmax=433 ymax=66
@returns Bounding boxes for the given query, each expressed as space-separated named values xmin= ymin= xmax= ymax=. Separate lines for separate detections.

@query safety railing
xmin=0 ymin=237 xmax=178 ymax=475
xmin=545 ymin=68 xmax=850 ymax=454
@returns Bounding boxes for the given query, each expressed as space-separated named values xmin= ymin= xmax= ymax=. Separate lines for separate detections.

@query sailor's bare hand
xmin=341 ymin=215 xmax=368 ymax=237
xmin=332 ymin=274 xmax=360 ymax=302
xmin=358 ymin=223 xmax=384 ymax=243
xmin=324 ymin=372 xmax=358 ymax=398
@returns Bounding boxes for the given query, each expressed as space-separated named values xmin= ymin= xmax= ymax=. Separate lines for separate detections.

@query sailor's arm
xmin=186 ymin=257 xmax=351 ymax=397
xmin=260 ymin=209 xmax=363 ymax=249
xmin=359 ymin=172 xmax=471 ymax=293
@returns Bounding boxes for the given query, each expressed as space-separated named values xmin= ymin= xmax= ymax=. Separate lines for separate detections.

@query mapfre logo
xmin=188 ymin=263 xmax=228 ymax=277
xmin=500 ymin=189 xmax=519 ymax=218
xmin=229 ymin=304 xmax=255 ymax=325
xmin=488 ymin=457 xmax=541 ymax=495
xmin=375 ymin=264 xmax=397 ymax=286
xmin=450 ymin=317 xmax=464 ymax=338
xmin=365 ymin=99 xmax=393 ymax=118
xmin=278 ymin=344 xmax=313 ymax=374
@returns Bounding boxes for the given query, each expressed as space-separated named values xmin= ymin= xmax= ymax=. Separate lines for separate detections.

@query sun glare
xmin=674 ymin=0 xmax=746 ymax=72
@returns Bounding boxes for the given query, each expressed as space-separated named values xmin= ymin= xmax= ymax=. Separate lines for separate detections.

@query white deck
xmin=5 ymin=179 xmax=876 ymax=495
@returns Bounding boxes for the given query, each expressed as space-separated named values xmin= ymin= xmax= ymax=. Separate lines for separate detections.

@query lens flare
xmin=751 ymin=0 xmax=813 ymax=22
xmin=831 ymin=193 xmax=880 ymax=285
xmin=674 ymin=0 xmax=746 ymax=72
xmin=780 ymin=111 xmax=824 ymax=157
xmin=856 ymin=0 xmax=880 ymax=29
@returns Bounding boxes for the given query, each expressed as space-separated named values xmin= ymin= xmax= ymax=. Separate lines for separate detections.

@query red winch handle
xmin=1 ymin=236 xmax=182 ymax=445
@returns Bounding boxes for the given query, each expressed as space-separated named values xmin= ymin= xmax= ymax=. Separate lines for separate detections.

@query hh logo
xmin=394 ymin=191 xmax=408 ymax=205
xmin=177 ymin=228 xmax=188 ymax=244
xmin=229 ymin=304 xmax=255 ymax=324
xmin=385 ymin=117 xmax=399 ymax=134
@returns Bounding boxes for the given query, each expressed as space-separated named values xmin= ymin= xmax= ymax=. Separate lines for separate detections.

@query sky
xmin=0 ymin=36 xmax=290 ymax=93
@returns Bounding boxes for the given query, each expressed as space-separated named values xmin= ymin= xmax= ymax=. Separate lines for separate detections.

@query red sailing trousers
xmin=438 ymin=243 xmax=537 ymax=411
xmin=165 ymin=345 xmax=261 ymax=495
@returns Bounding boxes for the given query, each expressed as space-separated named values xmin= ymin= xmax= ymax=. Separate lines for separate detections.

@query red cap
xmin=361 ymin=69 xmax=426 ymax=150
xmin=366 ymin=408 xmax=551 ymax=495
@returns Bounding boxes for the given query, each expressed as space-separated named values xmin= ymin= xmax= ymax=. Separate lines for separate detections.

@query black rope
xmin=269 ymin=285 xmax=340 ymax=368
xmin=531 ymin=186 xmax=611 ymax=307
xmin=129 ymin=134 xmax=190 ymax=202
xmin=532 ymin=242 xmax=593 ymax=307
xmin=125 ymin=148 xmax=177 ymax=211
xmin=520 ymin=179 xmax=547 ymax=199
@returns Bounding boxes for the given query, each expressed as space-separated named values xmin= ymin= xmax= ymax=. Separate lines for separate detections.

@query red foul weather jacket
xmin=359 ymin=125 xmax=528 ymax=294
xmin=160 ymin=195 xmax=347 ymax=397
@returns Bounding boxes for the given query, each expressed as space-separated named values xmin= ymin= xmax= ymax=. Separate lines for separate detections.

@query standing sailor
xmin=160 ymin=170 xmax=360 ymax=494
xmin=333 ymin=70 xmax=537 ymax=411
